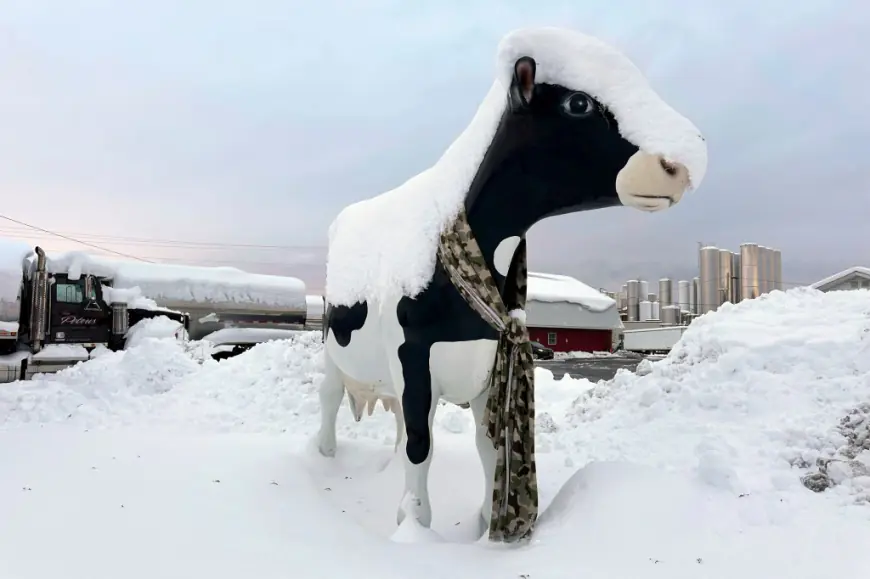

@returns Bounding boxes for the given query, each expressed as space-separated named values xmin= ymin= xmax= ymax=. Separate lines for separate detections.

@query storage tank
xmin=763 ymin=246 xmax=775 ymax=293
xmin=651 ymin=301 xmax=661 ymax=320
xmin=731 ymin=252 xmax=742 ymax=302
xmin=719 ymin=248 xmax=733 ymax=305
xmin=692 ymin=277 xmax=700 ymax=313
xmin=677 ymin=280 xmax=690 ymax=311
xmin=648 ymin=293 xmax=657 ymax=303
xmin=688 ymin=279 xmax=698 ymax=313
xmin=626 ymin=280 xmax=639 ymax=321
xmin=699 ymin=246 xmax=720 ymax=314
xmin=757 ymin=246 xmax=769 ymax=294
xmin=661 ymin=304 xmax=680 ymax=325
xmin=659 ymin=278 xmax=672 ymax=306
xmin=740 ymin=243 xmax=760 ymax=300
xmin=773 ymin=249 xmax=782 ymax=290
xmin=639 ymin=300 xmax=652 ymax=322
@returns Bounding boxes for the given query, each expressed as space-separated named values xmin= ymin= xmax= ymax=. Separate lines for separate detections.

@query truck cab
xmin=17 ymin=268 xmax=113 ymax=350
xmin=47 ymin=273 xmax=112 ymax=346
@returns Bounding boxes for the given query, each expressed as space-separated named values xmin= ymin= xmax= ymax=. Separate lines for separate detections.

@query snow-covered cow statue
xmin=317 ymin=27 xmax=708 ymax=543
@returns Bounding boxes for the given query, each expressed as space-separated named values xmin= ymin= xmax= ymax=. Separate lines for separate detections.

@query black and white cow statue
xmin=317 ymin=27 xmax=708 ymax=540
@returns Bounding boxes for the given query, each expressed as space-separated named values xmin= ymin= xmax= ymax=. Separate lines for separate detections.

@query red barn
xmin=525 ymin=272 xmax=623 ymax=353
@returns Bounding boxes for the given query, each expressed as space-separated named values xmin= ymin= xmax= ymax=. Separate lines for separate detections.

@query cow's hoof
xmin=474 ymin=508 xmax=489 ymax=539
xmin=397 ymin=493 xmax=431 ymax=529
xmin=316 ymin=432 xmax=337 ymax=458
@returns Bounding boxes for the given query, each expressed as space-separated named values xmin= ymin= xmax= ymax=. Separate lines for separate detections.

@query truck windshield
xmin=56 ymin=283 xmax=84 ymax=304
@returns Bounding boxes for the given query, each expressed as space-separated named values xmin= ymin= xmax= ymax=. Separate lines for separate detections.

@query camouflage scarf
xmin=437 ymin=206 xmax=538 ymax=543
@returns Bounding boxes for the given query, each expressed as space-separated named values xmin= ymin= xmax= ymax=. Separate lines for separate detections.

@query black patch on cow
xmin=326 ymin=301 xmax=368 ymax=347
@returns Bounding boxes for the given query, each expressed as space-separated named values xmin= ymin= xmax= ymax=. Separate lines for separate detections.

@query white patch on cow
xmin=325 ymin=304 xmax=393 ymax=395
xmin=493 ymin=236 xmax=521 ymax=276
xmin=616 ymin=151 xmax=691 ymax=212
xmin=429 ymin=339 xmax=499 ymax=405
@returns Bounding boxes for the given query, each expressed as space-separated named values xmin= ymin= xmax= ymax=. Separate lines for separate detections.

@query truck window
xmin=56 ymin=283 xmax=84 ymax=304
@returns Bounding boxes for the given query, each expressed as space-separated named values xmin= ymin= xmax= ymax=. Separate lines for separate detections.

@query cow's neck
xmin=462 ymin=166 xmax=548 ymax=298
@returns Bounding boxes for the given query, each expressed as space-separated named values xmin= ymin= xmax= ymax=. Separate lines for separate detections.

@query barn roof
xmin=810 ymin=266 xmax=870 ymax=290
xmin=527 ymin=272 xmax=616 ymax=312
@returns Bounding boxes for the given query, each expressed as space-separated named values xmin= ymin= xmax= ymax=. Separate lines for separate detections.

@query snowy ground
xmin=1 ymin=288 xmax=869 ymax=578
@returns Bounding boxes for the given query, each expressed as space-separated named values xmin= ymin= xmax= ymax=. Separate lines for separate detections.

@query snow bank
xmin=528 ymin=271 xmax=615 ymax=311
xmin=560 ymin=288 xmax=870 ymax=503
xmin=40 ymin=250 xmax=306 ymax=310
xmin=325 ymin=27 xmax=708 ymax=307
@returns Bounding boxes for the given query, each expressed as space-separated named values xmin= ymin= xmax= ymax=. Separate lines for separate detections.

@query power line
xmin=0 ymin=226 xmax=325 ymax=251
xmin=0 ymin=214 xmax=153 ymax=263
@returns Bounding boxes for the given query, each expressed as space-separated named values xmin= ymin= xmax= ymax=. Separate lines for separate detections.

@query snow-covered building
xmin=810 ymin=267 xmax=870 ymax=292
xmin=526 ymin=272 xmax=623 ymax=353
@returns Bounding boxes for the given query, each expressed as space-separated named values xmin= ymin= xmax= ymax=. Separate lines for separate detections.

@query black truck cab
xmin=17 ymin=247 xmax=189 ymax=354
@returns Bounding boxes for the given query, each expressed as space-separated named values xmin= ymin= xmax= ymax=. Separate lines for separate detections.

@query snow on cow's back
xmin=325 ymin=27 xmax=707 ymax=309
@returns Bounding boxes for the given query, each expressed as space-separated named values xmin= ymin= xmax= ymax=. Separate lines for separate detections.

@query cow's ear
xmin=510 ymin=56 xmax=536 ymax=110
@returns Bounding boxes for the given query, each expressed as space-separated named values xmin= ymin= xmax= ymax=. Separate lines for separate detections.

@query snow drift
xmin=1 ymin=287 xmax=869 ymax=578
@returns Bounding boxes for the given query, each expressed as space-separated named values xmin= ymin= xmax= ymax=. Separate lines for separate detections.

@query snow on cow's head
xmin=477 ymin=27 xmax=708 ymax=217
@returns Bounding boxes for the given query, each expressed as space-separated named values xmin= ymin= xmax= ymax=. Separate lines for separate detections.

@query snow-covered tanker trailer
xmin=0 ymin=242 xmax=312 ymax=382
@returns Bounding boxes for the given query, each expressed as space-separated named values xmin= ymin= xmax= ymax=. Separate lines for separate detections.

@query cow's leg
xmin=316 ymin=348 xmax=345 ymax=457
xmin=470 ymin=388 xmax=496 ymax=539
xmin=394 ymin=341 xmax=439 ymax=529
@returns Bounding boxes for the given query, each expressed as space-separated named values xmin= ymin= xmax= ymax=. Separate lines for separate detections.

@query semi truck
xmin=0 ymin=245 xmax=318 ymax=382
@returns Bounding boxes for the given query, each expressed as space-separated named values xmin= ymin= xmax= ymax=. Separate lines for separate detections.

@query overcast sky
xmin=1 ymin=0 xmax=868 ymax=294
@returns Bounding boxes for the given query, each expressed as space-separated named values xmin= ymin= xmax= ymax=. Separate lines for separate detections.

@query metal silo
xmin=740 ymin=243 xmax=760 ymax=299
xmin=699 ymin=246 xmax=721 ymax=314
xmin=648 ymin=293 xmax=657 ymax=303
xmin=651 ymin=301 xmax=661 ymax=320
xmin=758 ymin=246 xmax=770 ymax=294
xmin=731 ymin=252 xmax=742 ymax=302
xmin=659 ymin=278 xmax=672 ymax=307
xmin=773 ymin=249 xmax=782 ymax=290
xmin=677 ymin=280 xmax=690 ymax=312
xmin=639 ymin=280 xmax=649 ymax=301
xmin=639 ymin=300 xmax=652 ymax=322
xmin=692 ymin=277 xmax=700 ymax=313
xmin=718 ymin=248 xmax=732 ymax=305
xmin=688 ymin=279 xmax=698 ymax=314
xmin=627 ymin=280 xmax=639 ymax=321
xmin=662 ymin=305 xmax=680 ymax=325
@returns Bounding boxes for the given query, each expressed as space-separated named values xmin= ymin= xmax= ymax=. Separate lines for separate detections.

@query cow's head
xmin=465 ymin=38 xmax=707 ymax=227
